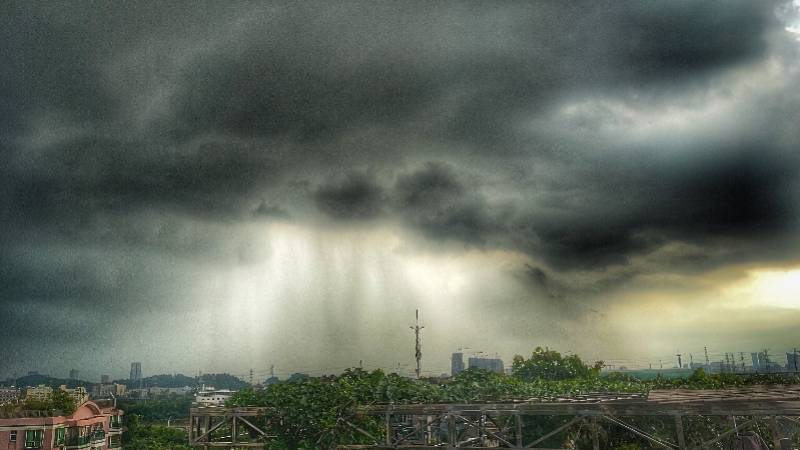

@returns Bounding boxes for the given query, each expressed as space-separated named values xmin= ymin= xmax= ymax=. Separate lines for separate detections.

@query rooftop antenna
xmin=410 ymin=309 xmax=424 ymax=379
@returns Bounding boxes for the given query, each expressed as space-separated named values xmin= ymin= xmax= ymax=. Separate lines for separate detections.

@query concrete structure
xmin=194 ymin=388 xmax=233 ymax=406
xmin=0 ymin=388 xmax=20 ymax=405
xmin=147 ymin=386 xmax=191 ymax=396
xmin=91 ymin=384 xmax=127 ymax=400
xmin=467 ymin=356 xmax=504 ymax=374
xmin=0 ymin=400 xmax=123 ymax=449
xmin=59 ymin=386 xmax=89 ymax=406
xmin=450 ymin=353 xmax=464 ymax=377
xmin=23 ymin=385 xmax=89 ymax=406
xmin=129 ymin=362 xmax=142 ymax=386
xmin=25 ymin=385 xmax=53 ymax=402
xmin=124 ymin=386 xmax=189 ymax=399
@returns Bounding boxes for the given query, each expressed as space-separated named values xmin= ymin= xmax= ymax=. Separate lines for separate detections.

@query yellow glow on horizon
xmin=724 ymin=267 xmax=800 ymax=310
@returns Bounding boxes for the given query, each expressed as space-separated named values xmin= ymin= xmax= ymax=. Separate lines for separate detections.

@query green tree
xmin=512 ymin=347 xmax=602 ymax=381
xmin=50 ymin=389 xmax=77 ymax=414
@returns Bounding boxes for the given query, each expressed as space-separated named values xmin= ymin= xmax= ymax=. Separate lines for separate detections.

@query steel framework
xmin=187 ymin=387 xmax=800 ymax=449
xmin=339 ymin=386 xmax=800 ymax=450
xmin=189 ymin=406 xmax=278 ymax=448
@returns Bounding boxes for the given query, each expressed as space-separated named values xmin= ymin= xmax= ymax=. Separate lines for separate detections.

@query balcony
xmin=65 ymin=435 xmax=89 ymax=447
xmin=109 ymin=417 xmax=123 ymax=430
xmin=90 ymin=429 xmax=105 ymax=442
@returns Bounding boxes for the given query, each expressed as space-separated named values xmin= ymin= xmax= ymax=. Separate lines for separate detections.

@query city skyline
xmin=2 ymin=1 xmax=800 ymax=380
xmin=6 ymin=343 xmax=800 ymax=383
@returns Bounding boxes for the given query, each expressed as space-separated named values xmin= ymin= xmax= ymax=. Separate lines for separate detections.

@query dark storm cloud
xmin=314 ymin=172 xmax=385 ymax=220
xmin=393 ymin=162 xmax=502 ymax=244
xmin=253 ymin=200 xmax=289 ymax=219
xmin=525 ymin=142 xmax=800 ymax=270
xmin=617 ymin=1 xmax=771 ymax=78
xmin=2 ymin=0 xmax=800 ymax=377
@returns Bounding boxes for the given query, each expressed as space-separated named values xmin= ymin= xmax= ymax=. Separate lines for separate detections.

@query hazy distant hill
xmin=13 ymin=374 xmax=94 ymax=389
xmin=117 ymin=373 xmax=248 ymax=390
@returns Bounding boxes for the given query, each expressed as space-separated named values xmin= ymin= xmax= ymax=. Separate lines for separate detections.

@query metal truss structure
xmin=339 ymin=386 xmax=800 ymax=450
xmin=189 ymin=406 xmax=278 ymax=448
xmin=188 ymin=387 xmax=800 ymax=449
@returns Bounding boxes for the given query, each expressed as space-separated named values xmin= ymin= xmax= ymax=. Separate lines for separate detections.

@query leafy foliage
xmin=117 ymin=395 xmax=193 ymax=421
xmin=20 ymin=389 xmax=77 ymax=415
xmin=512 ymin=347 xmax=603 ymax=381
xmin=123 ymin=414 xmax=190 ymax=450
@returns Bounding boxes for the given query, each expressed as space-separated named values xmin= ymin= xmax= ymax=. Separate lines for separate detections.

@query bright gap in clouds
xmin=724 ymin=267 xmax=800 ymax=310
xmin=181 ymin=222 xmax=542 ymax=375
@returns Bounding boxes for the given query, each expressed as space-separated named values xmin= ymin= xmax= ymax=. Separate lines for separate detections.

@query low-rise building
xmin=194 ymin=387 xmax=233 ymax=406
xmin=58 ymin=386 xmax=89 ymax=406
xmin=25 ymin=385 xmax=53 ymax=402
xmin=0 ymin=388 xmax=20 ymax=405
xmin=91 ymin=384 xmax=127 ymax=400
xmin=124 ymin=386 xmax=191 ymax=400
xmin=0 ymin=400 xmax=123 ymax=449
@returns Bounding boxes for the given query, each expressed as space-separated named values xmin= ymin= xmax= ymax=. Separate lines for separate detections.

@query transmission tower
xmin=410 ymin=309 xmax=424 ymax=379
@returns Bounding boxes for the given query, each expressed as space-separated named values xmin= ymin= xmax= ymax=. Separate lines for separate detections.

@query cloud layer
xmin=2 ymin=0 xmax=800 ymax=378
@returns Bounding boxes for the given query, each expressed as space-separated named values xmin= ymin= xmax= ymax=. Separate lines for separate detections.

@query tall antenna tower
xmin=410 ymin=309 xmax=424 ymax=379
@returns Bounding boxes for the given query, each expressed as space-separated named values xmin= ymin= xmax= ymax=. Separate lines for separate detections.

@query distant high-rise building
xmin=130 ymin=362 xmax=142 ymax=386
xmin=101 ymin=374 xmax=111 ymax=384
xmin=451 ymin=353 xmax=465 ymax=377
xmin=787 ymin=353 xmax=799 ymax=371
xmin=69 ymin=369 xmax=79 ymax=379
xmin=468 ymin=357 xmax=504 ymax=374
xmin=751 ymin=352 xmax=762 ymax=370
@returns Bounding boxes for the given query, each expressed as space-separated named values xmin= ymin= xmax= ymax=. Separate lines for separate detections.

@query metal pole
xmin=675 ymin=415 xmax=686 ymax=450
xmin=385 ymin=412 xmax=391 ymax=446
xmin=771 ymin=415 xmax=781 ymax=450
xmin=448 ymin=413 xmax=457 ymax=448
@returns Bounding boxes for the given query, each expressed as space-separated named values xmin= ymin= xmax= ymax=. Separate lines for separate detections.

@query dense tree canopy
xmin=512 ymin=347 xmax=604 ymax=381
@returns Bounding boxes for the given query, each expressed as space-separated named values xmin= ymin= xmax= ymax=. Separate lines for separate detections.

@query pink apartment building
xmin=0 ymin=400 xmax=123 ymax=450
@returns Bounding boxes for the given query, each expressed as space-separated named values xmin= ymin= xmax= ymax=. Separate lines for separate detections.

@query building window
xmin=56 ymin=427 xmax=66 ymax=445
xmin=25 ymin=429 xmax=43 ymax=448
xmin=10 ymin=430 xmax=17 ymax=442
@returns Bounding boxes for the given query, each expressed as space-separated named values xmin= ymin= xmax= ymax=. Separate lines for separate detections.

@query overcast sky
xmin=2 ymin=1 xmax=800 ymax=381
